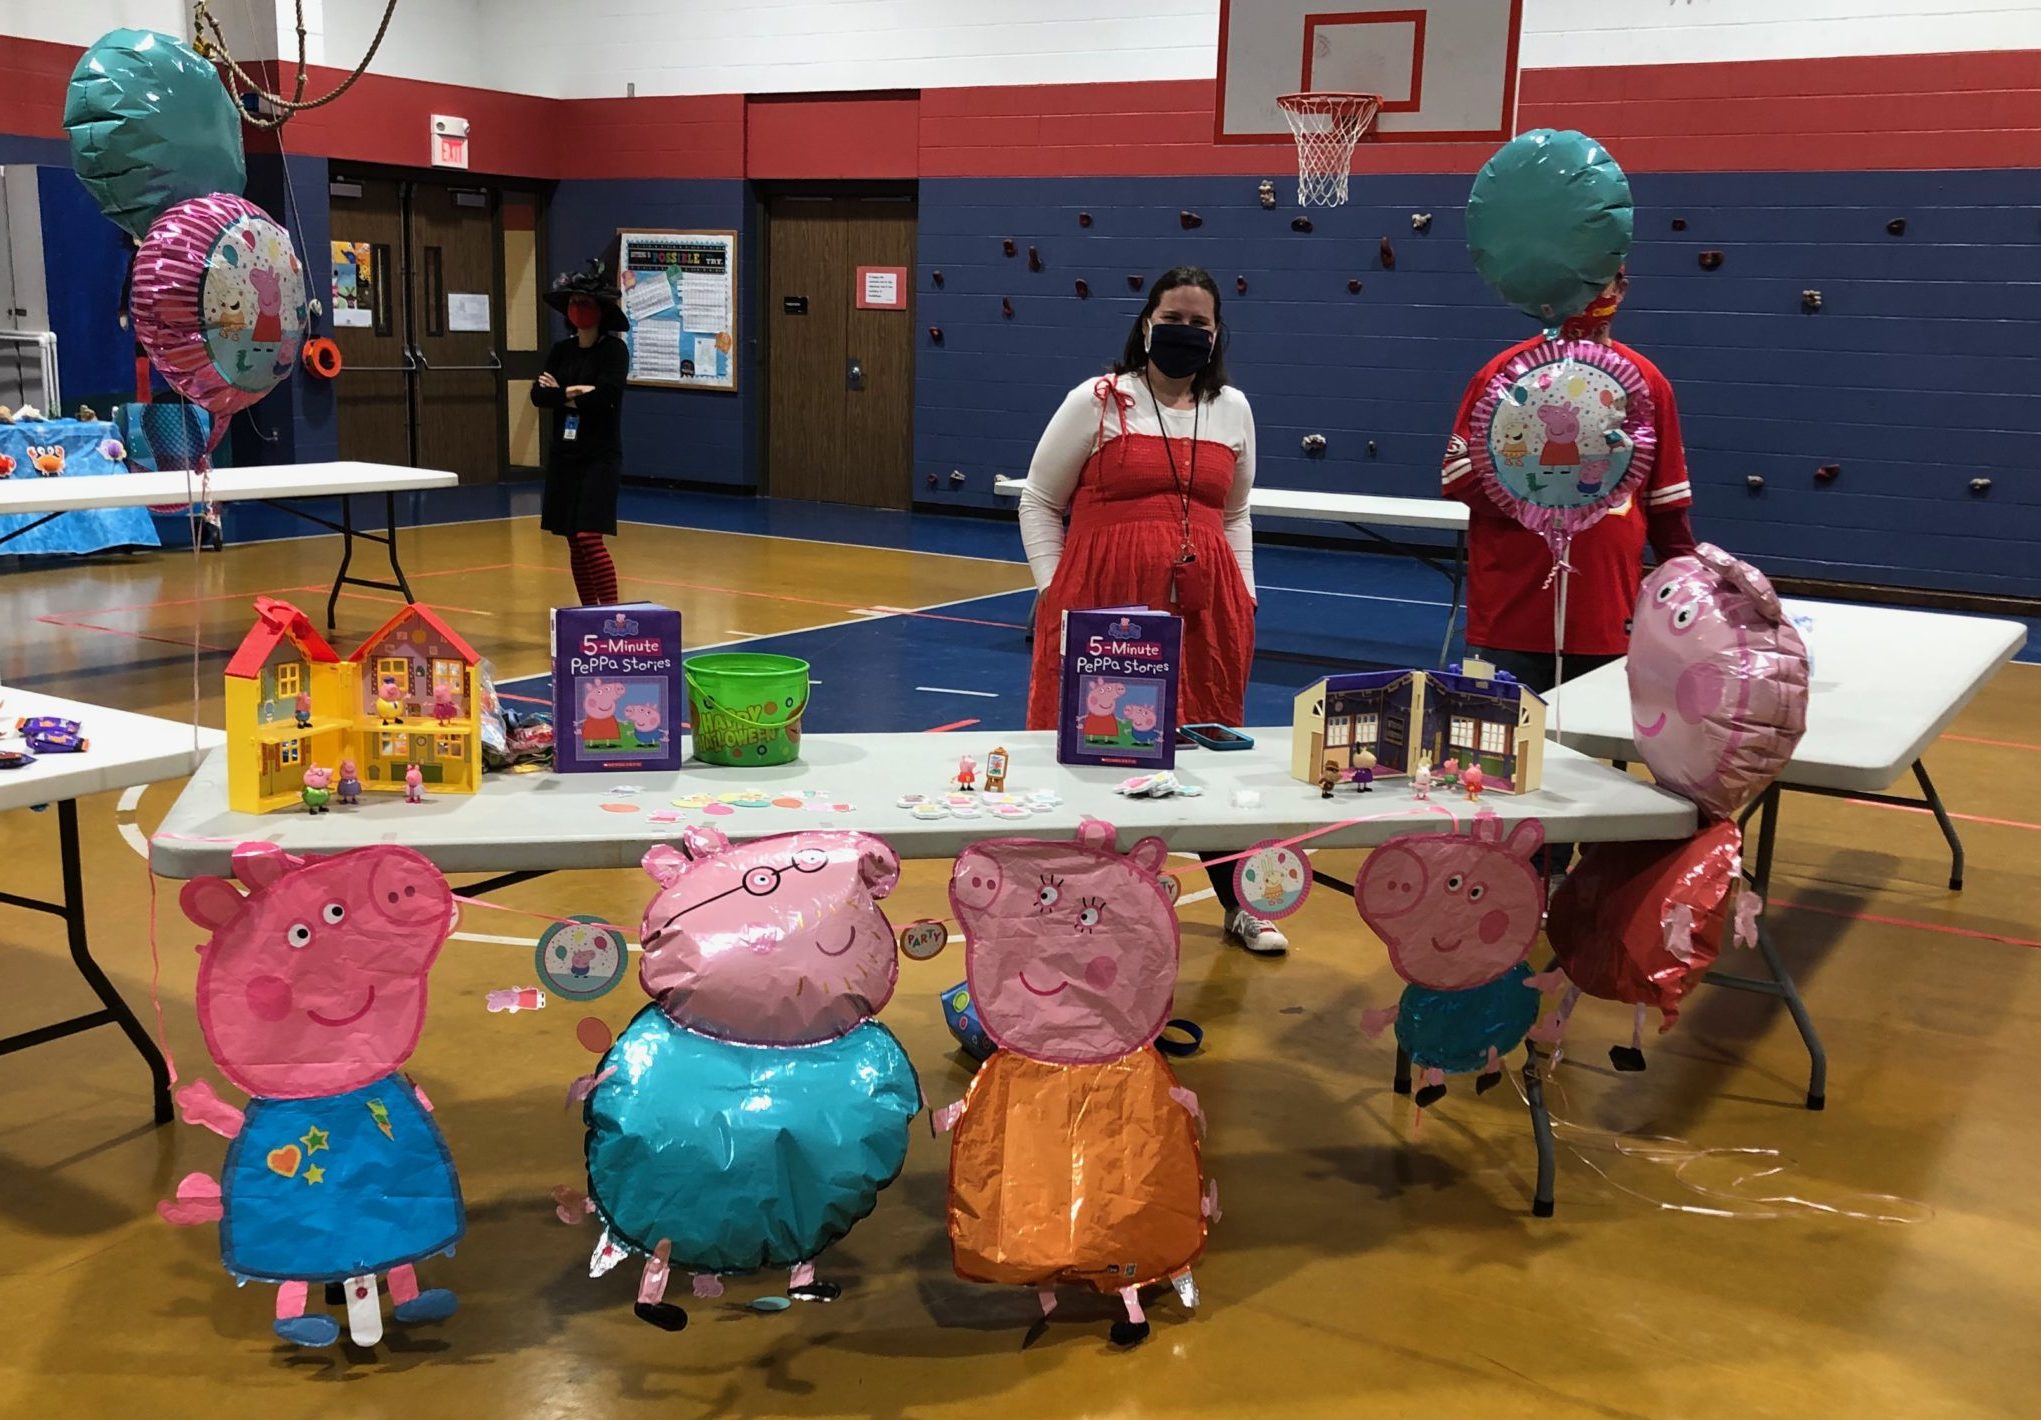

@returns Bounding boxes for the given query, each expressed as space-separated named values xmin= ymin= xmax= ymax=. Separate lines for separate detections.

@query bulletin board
xmin=616 ymin=229 xmax=739 ymax=391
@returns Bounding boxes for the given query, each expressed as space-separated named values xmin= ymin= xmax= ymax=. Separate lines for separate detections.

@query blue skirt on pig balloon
xmin=584 ymin=1005 xmax=921 ymax=1272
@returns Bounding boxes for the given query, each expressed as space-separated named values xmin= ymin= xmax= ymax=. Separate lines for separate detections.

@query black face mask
xmin=1145 ymin=321 xmax=1213 ymax=379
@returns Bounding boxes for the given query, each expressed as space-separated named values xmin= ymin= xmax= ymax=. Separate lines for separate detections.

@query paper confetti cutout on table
xmin=703 ymin=803 xmax=736 ymax=817
xmin=600 ymin=802 xmax=641 ymax=814
xmin=673 ymin=795 xmax=715 ymax=810
xmin=649 ymin=810 xmax=680 ymax=824
xmin=487 ymin=987 xmax=548 ymax=1013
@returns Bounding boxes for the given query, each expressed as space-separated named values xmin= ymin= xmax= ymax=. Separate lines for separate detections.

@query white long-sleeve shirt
xmin=1016 ymin=373 xmax=1258 ymax=597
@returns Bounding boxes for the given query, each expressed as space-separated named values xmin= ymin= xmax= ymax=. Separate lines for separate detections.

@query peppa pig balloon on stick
xmin=938 ymin=818 xmax=1212 ymax=1349
xmin=1356 ymin=813 xmax=1565 ymax=1107
xmin=556 ymin=827 xmax=920 ymax=1332
xmin=158 ymin=843 xmax=464 ymax=1349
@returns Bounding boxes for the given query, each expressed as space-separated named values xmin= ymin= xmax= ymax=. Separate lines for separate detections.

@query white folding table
xmin=1546 ymin=599 xmax=2028 ymax=1108
xmin=0 ymin=690 xmax=224 ymax=1123
xmin=0 ymin=462 xmax=459 ymax=627
xmin=992 ymin=477 xmax=1471 ymax=666
xmin=153 ymin=726 xmax=1694 ymax=1215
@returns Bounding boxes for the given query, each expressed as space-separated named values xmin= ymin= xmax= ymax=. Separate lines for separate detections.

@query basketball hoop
xmin=1277 ymin=92 xmax=1381 ymax=207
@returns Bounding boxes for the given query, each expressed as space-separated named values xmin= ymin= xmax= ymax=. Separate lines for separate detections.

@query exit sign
xmin=432 ymin=114 xmax=470 ymax=170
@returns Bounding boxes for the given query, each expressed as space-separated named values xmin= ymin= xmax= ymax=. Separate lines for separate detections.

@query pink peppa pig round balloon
xmin=1629 ymin=543 xmax=1809 ymax=820
xmin=130 ymin=193 xmax=307 ymax=449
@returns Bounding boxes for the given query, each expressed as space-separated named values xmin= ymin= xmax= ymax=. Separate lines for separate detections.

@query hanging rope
xmin=191 ymin=0 xmax=402 ymax=129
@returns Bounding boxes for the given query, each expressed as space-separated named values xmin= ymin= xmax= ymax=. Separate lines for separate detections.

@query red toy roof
xmin=347 ymin=603 xmax=482 ymax=667
xmin=225 ymin=597 xmax=342 ymax=680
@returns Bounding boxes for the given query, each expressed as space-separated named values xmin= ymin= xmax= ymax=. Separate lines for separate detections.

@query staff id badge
xmin=562 ymin=413 xmax=580 ymax=442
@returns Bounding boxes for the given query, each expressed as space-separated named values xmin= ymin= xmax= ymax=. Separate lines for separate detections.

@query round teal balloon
xmin=1467 ymin=129 xmax=1633 ymax=322
xmin=64 ymin=29 xmax=246 ymax=240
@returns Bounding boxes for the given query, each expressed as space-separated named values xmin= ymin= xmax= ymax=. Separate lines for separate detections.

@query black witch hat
xmin=545 ymin=259 xmax=629 ymax=334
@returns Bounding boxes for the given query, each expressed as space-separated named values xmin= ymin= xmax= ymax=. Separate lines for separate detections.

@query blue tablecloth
xmin=0 ymin=419 xmax=162 ymax=555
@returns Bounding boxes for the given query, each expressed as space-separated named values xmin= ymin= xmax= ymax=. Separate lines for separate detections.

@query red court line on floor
xmin=1843 ymin=798 xmax=2041 ymax=833
xmin=41 ymin=564 xmax=514 ymax=619
xmin=1942 ymin=734 xmax=2041 ymax=752
xmin=925 ymin=719 xmax=982 ymax=733
xmin=498 ymin=691 xmax=551 ymax=706
xmin=1770 ymin=897 xmax=2041 ymax=951
xmin=36 ymin=618 xmax=232 ymax=653
xmin=516 ymin=564 xmax=1027 ymax=632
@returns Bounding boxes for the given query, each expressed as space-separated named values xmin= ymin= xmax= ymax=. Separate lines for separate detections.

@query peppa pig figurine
xmin=375 ymin=673 xmax=405 ymax=725
xmin=157 ymin=843 xmax=463 ymax=1348
xmin=293 ymin=691 xmax=313 ymax=729
xmin=1460 ymin=763 xmax=1486 ymax=801
xmin=556 ymin=828 xmax=920 ymax=1332
xmin=938 ymin=819 xmax=1211 ymax=1349
xmin=404 ymin=763 xmax=424 ymax=803
xmin=1357 ymin=813 xmax=1563 ymax=1107
xmin=336 ymin=758 xmax=361 ymax=806
xmin=956 ymin=753 xmax=978 ymax=791
xmin=432 ymin=689 xmax=458 ymax=726
xmin=301 ymin=765 xmax=333 ymax=814
xmin=1628 ymin=544 xmax=1809 ymax=822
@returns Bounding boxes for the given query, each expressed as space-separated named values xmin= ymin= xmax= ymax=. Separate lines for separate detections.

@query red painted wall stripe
xmin=6 ymin=34 xmax=2040 ymax=177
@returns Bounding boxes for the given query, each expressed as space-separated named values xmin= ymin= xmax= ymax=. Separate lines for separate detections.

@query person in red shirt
xmin=1440 ymin=269 xmax=1698 ymax=877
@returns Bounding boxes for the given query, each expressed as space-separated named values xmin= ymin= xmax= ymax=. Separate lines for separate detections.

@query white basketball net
xmin=1278 ymin=92 xmax=1381 ymax=207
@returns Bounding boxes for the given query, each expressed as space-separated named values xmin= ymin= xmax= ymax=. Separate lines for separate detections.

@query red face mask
xmin=1561 ymin=277 xmax=1626 ymax=339
xmin=567 ymin=299 xmax=601 ymax=330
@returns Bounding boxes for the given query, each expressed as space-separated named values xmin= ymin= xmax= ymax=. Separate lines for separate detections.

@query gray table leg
xmin=1392 ymin=1046 xmax=1411 ymax=1095
xmin=1439 ymin=529 xmax=1466 ymax=668
xmin=1911 ymin=760 xmax=1964 ymax=891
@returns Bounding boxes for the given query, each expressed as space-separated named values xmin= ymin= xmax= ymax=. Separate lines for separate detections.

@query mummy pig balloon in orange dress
xmin=936 ymin=819 xmax=1214 ymax=1349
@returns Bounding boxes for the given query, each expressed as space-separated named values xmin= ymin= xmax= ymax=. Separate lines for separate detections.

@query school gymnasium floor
xmin=3 ymin=492 xmax=2039 ymax=1420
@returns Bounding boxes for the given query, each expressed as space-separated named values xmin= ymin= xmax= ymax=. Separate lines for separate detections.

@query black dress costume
xmin=531 ymin=334 xmax=629 ymax=536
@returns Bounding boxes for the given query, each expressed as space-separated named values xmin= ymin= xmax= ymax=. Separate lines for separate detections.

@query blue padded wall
xmin=912 ymin=171 xmax=2041 ymax=600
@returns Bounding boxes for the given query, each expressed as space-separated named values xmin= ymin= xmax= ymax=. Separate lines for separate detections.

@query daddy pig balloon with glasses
xmin=158 ymin=843 xmax=463 ymax=1350
xmin=937 ymin=818 xmax=1213 ymax=1349
xmin=1357 ymin=813 xmax=1564 ymax=1107
xmin=556 ymin=827 xmax=920 ymax=1332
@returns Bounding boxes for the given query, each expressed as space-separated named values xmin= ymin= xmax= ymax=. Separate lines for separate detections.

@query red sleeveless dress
xmin=1026 ymin=380 xmax=1256 ymax=730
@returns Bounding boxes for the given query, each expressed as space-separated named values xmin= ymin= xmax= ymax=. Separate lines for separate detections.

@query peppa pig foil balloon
xmin=1629 ymin=543 xmax=1809 ymax=820
xmin=1356 ymin=813 xmax=1557 ymax=1106
xmin=130 ymin=193 xmax=307 ymax=453
xmin=940 ymin=819 xmax=1209 ymax=1348
xmin=157 ymin=843 xmax=463 ymax=1350
xmin=1547 ymin=820 xmax=1747 ymax=1065
xmin=564 ymin=827 xmax=920 ymax=1332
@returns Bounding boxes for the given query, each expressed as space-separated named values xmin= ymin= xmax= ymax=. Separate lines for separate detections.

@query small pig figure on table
xmin=404 ymin=763 xmax=424 ymax=803
xmin=301 ymin=765 xmax=333 ymax=814
xmin=158 ymin=843 xmax=463 ymax=1349
xmin=1412 ymin=759 xmax=1434 ymax=801
xmin=1357 ymin=813 xmax=1564 ymax=1107
xmin=336 ymin=758 xmax=361 ymax=806
xmin=432 ymin=690 xmax=458 ymax=726
xmin=375 ymin=673 xmax=405 ymax=725
xmin=938 ymin=818 xmax=1212 ymax=1349
xmin=557 ymin=828 xmax=920 ymax=1332
xmin=293 ymin=691 xmax=312 ymax=729
xmin=1461 ymin=763 xmax=1486 ymax=801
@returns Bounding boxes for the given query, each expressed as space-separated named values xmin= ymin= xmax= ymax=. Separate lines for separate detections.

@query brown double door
xmin=766 ymin=194 xmax=916 ymax=509
xmin=329 ymin=175 xmax=523 ymax=484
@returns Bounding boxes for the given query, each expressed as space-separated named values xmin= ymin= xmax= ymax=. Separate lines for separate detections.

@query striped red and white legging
xmin=567 ymin=532 xmax=619 ymax=606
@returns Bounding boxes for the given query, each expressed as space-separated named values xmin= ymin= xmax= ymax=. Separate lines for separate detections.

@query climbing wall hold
xmin=1258 ymin=180 xmax=1277 ymax=209
xmin=1127 ymin=274 xmax=1145 ymax=292
xmin=949 ymin=471 xmax=967 ymax=487
xmin=1410 ymin=213 xmax=1433 ymax=233
xmin=932 ymin=270 xmax=944 ymax=287
xmin=1671 ymin=217 xmax=1688 ymax=231
xmin=1074 ymin=279 xmax=1090 ymax=299
xmin=1028 ymin=246 xmax=1043 ymax=272
xmin=1002 ymin=239 xmax=1016 ymax=257
xmin=1970 ymin=477 xmax=1993 ymax=495
xmin=1699 ymin=251 xmax=1725 ymax=271
xmin=928 ymin=326 xmax=943 ymax=343
xmin=1291 ymin=217 xmax=1313 ymax=233
xmin=1001 ymin=298 xmax=1013 ymax=319
xmin=1180 ymin=211 xmax=1203 ymax=230
xmin=1746 ymin=475 xmax=1766 ymax=492
xmin=1815 ymin=464 xmax=1840 ymax=482
xmin=1301 ymin=434 xmax=1327 ymax=454
xmin=1802 ymin=290 xmax=1824 ymax=313
xmin=1379 ymin=238 xmax=1396 ymax=269
xmin=1367 ymin=441 xmax=1378 ymax=457
xmin=1236 ymin=275 xmax=1248 ymax=295
xmin=1347 ymin=278 xmax=1362 ymax=294
xmin=1079 ymin=212 xmax=1093 ymax=228
xmin=1887 ymin=218 xmax=1908 ymax=236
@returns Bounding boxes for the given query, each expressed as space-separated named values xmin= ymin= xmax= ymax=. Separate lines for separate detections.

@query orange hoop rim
xmin=1277 ymin=91 xmax=1382 ymax=122
xmin=303 ymin=337 xmax=343 ymax=379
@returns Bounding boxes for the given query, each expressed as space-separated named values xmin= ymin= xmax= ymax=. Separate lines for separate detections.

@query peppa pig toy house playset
xmin=1290 ymin=659 xmax=1547 ymax=796
xmin=224 ymin=597 xmax=483 ymax=813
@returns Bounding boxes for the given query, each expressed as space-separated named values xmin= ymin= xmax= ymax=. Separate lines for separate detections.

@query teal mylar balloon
xmin=64 ymin=29 xmax=246 ymax=240
xmin=1467 ymin=129 xmax=1633 ymax=322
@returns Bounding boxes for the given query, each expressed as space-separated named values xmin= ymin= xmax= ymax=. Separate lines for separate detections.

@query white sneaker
xmin=1227 ymin=910 xmax=1289 ymax=956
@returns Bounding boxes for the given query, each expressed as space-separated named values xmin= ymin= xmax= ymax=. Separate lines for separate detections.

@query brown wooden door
xmin=412 ymin=184 xmax=502 ymax=484
xmin=328 ymin=177 xmax=413 ymax=468
xmin=767 ymin=194 xmax=915 ymax=509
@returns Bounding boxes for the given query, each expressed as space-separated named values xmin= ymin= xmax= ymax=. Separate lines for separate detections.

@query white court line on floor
xmin=916 ymin=686 xmax=999 ymax=698
xmin=1259 ymin=583 xmax=1451 ymax=609
xmin=617 ymin=515 xmax=1029 ymax=570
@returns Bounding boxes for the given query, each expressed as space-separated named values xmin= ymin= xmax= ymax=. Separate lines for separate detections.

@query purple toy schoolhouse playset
xmin=1290 ymin=659 xmax=1547 ymax=794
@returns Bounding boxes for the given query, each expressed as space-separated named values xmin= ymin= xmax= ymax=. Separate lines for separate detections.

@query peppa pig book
xmin=551 ymin=603 xmax=683 ymax=773
xmin=1056 ymin=607 xmax=1180 ymax=769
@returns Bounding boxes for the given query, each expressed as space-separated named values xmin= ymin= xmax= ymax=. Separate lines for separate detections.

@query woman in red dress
xmin=1016 ymin=266 xmax=1282 ymax=955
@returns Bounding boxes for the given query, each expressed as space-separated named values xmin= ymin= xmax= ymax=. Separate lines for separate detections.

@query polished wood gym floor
xmin=2 ymin=513 xmax=2037 ymax=1419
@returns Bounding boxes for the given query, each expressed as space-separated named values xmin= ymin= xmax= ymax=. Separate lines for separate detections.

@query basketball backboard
xmin=1215 ymin=1 xmax=1524 ymax=144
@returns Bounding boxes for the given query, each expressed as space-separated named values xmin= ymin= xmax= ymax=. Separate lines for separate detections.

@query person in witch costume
xmin=533 ymin=260 xmax=631 ymax=606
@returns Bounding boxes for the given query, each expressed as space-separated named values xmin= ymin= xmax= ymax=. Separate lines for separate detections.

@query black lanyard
xmin=1143 ymin=374 xmax=1200 ymax=559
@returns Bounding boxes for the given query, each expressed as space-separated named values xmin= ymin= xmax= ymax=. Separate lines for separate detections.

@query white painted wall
xmin=8 ymin=0 xmax=2039 ymax=96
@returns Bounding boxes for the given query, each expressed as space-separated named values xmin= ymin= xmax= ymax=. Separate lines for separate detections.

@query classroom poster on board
xmin=617 ymin=230 xmax=738 ymax=390
xmin=331 ymin=241 xmax=373 ymax=328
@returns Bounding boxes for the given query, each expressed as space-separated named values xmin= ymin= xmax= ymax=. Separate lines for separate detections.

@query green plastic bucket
xmin=684 ymin=652 xmax=810 ymax=766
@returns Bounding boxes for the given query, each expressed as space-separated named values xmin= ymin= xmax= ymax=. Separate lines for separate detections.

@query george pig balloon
xmin=1545 ymin=819 xmax=1751 ymax=1070
xmin=1629 ymin=543 xmax=1809 ymax=820
xmin=559 ymin=827 xmax=920 ymax=1332
xmin=1356 ymin=813 xmax=1563 ymax=1106
xmin=158 ymin=843 xmax=464 ymax=1350
xmin=938 ymin=818 xmax=1212 ymax=1349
